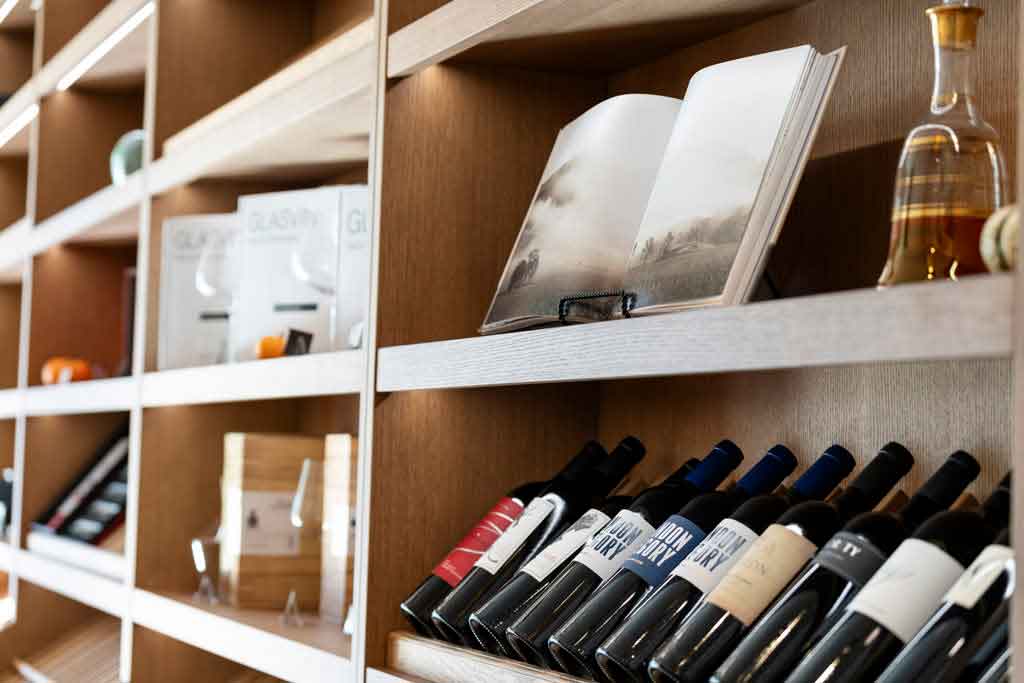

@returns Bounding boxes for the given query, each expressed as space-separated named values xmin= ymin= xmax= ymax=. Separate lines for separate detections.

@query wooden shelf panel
xmin=141 ymin=351 xmax=366 ymax=407
xmin=29 ymin=175 xmax=143 ymax=252
xmin=0 ymin=89 xmax=37 ymax=158
xmin=132 ymin=590 xmax=352 ymax=683
xmin=0 ymin=1 xmax=35 ymax=31
xmin=152 ymin=20 xmax=374 ymax=188
xmin=25 ymin=531 xmax=126 ymax=581
xmin=388 ymin=631 xmax=583 ymax=683
xmin=387 ymin=0 xmax=812 ymax=76
xmin=14 ymin=548 xmax=128 ymax=618
xmin=377 ymin=276 xmax=1013 ymax=391
xmin=23 ymin=377 xmax=136 ymax=416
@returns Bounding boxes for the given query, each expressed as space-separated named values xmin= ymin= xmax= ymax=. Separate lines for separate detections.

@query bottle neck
xmin=896 ymin=494 xmax=943 ymax=532
xmin=931 ymin=43 xmax=977 ymax=116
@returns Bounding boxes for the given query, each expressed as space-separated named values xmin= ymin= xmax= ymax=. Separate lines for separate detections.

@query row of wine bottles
xmin=400 ymin=436 xmax=1011 ymax=683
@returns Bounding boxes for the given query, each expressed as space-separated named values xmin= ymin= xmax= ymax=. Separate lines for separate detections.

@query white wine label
xmin=943 ymin=544 xmax=1013 ymax=609
xmin=521 ymin=508 xmax=612 ymax=582
xmin=573 ymin=510 xmax=656 ymax=581
xmin=474 ymin=496 xmax=557 ymax=574
xmin=850 ymin=539 xmax=965 ymax=642
xmin=672 ymin=519 xmax=759 ymax=594
xmin=707 ymin=524 xmax=817 ymax=626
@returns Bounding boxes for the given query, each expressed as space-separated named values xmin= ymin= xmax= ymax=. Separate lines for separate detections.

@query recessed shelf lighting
xmin=0 ymin=103 xmax=37 ymax=149
xmin=0 ymin=0 xmax=19 ymax=26
xmin=56 ymin=1 xmax=154 ymax=92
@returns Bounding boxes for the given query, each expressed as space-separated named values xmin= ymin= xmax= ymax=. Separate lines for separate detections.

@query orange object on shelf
xmin=41 ymin=358 xmax=93 ymax=385
xmin=256 ymin=335 xmax=286 ymax=359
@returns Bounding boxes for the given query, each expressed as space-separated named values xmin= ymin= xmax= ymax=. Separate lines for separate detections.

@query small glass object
xmin=281 ymin=459 xmax=324 ymax=627
xmin=878 ymin=0 xmax=1009 ymax=286
xmin=191 ymin=534 xmax=222 ymax=605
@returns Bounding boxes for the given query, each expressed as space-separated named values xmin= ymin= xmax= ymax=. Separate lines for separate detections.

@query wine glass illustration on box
xmin=281 ymin=458 xmax=324 ymax=627
xmin=194 ymin=226 xmax=242 ymax=365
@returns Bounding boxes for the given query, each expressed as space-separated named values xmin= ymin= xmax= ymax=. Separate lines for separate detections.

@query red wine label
xmin=671 ymin=519 xmax=759 ymax=594
xmin=943 ymin=543 xmax=1012 ymax=609
xmin=707 ymin=524 xmax=817 ymax=626
xmin=475 ymin=495 xmax=558 ymax=574
xmin=573 ymin=510 xmax=656 ymax=581
xmin=815 ymin=531 xmax=888 ymax=587
xmin=432 ymin=496 xmax=524 ymax=587
xmin=521 ymin=508 xmax=612 ymax=582
xmin=849 ymin=539 xmax=965 ymax=642
xmin=623 ymin=515 xmax=706 ymax=587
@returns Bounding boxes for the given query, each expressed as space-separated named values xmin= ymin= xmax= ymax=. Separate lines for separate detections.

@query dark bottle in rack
xmin=784 ymin=478 xmax=1011 ymax=683
xmin=431 ymin=438 xmax=645 ymax=646
xmin=875 ymin=525 xmax=1012 ymax=682
xmin=711 ymin=447 xmax=979 ymax=683
xmin=505 ymin=441 xmax=746 ymax=668
xmin=595 ymin=495 xmax=790 ymax=683
xmin=542 ymin=445 xmax=800 ymax=679
xmin=645 ymin=475 xmax=855 ymax=683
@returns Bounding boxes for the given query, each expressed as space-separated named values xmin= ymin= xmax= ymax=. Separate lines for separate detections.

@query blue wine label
xmin=622 ymin=515 xmax=706 ymax=586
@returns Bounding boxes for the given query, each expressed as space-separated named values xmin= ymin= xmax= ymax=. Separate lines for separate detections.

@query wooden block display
xmin=220 ymin=432 xmax=325 ymax=610
xmin=321 ymin=433 xmax=358 ymax=625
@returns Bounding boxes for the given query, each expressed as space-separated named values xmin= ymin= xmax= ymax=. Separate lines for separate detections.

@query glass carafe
xmin=878 ymin=1 xmax=1008 ymax=286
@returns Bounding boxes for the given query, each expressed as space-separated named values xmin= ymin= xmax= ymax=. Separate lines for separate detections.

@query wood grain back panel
xmin=11 ymin=583 xmax=102 ymax=662
xmin=131 ymin=625 xmax=243 ymax=683
xmin=387 ymin=1 xmax=447 ymax=33
xmin=314 ymin=0 xmax=375 ymax=44
xmin=152 ymin=2 xmax=316 ymax=158
xmin=363 ymin=384 xmax=598 ymax=666
xmin=39 ymin=0 xmax=106 ymax=64
xmin=598 ymin=359 xmax=1012 ymax=500
xmin=29 ymin=244 xmax=137 ymax=385
xmin=0 ymin=31 xmax=33 ymax=93
xmin=0 ymin=158 xmax=28 ymax=231
xmin=377 ymin=65 xmax=605 ymax=347
xmin=0 ymin=418 xmax=14 ymax=469
xmin=0 ymin=284 xmax=20 ymax=389
xmin=35 ymin=90 xmax=144 ymax=222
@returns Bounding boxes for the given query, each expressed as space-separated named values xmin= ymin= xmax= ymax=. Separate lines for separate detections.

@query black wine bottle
xmin=646 ymin=459 xmax=855 ymax=683
xmin=505 ymin=441 xmax=745 ymax=668
xmin=595 ymin=495 xmax=790 ymax=683
xmin=431 ymin=438 xmax=639 ymax=645
xmin=951 ymin=609 xmax=1010 ymax=682
xmin=783 ymin=479 xmax=1011 ymax=683
xmin=875 ymin=523 xmax=1012 ymax=683
xmin=400 ymin=480 xmax=546 ymax=637
xmin=709 ymin=442 xmax=920 ymax=683
xmin=546 ymin=446 xmax=800 ymax=679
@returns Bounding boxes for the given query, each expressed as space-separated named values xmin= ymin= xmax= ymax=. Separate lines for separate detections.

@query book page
xmin=481 ymin=94 xmax=682 ymax=332
xmin=625 ymin=46 xmax=813 ymax=310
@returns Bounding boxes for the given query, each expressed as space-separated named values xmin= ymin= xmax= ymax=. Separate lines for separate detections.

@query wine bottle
xmin=647 ymin=450 xmax=857 ymax=683
xmin=400 ymin=480 xmax=546 ymax=637
xmin=709 ymin=442 xmax=919 ymax=683
xmin=784 ymin=479 xmax=1011 ymax=683
xmin=952 ymin=610 xmax=1010 ymax=683
xmin=432 ymin=438 xmax=639 ymax=646
xmin=875 ymin=523 xmax=1012 ymax=683
xmin=505 ymin=441 xmax=745 ymax=667
xmin=596 ymin=495 xmax=790 ymax=683
xmin=546 ymin=446 xmax=799 ymax=679
xmin=974 ymin=645 xmax=1011 ymax=683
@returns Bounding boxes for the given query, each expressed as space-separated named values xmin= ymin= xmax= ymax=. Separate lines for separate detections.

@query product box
xmin=321 ymin=434 xmax=359 ymax=624
xmin=158 ymin=213 xmax=241 ymax=370
xmin=231 ymin=186 xmax=369 ymax=361
xmin=220 ymin=433 xmax=325 ymax=610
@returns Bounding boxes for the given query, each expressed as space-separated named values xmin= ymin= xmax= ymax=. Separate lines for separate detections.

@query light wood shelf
xmin=14 ymin=548 xmax=128 ymax=618
xmin=387 ymin=0 xmax=814 ymax=76
xmin=387 ymin=631 xmax=583 ymax=683
xmin=23 ymin=377 xmax=136 ymax=416
xmin=141 ymin=351 xmax=365 ymax=408
xmin=132 ymin=591 xmax=352 ymax=683
xmin=25 ymin=531 xmax=126 ymax=582
xmin=378 ymin=275 xmax=1012 ymax=391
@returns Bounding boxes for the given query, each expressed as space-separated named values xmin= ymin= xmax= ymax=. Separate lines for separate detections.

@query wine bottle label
xmin=707 ymin=524 xmax=817 ymax=626
xmin=520 ymin=508 xmax=612 ymax=582
xmin=474 ymin=495 xmax=558 ymax=575
xmin=671 ymin=519 xmax=759 ymax=594
xmin=622 ymin=514 xmax=706 ymax=587
xmin=432 ymin=496 xmax=525 ymax=587
xmin=573 ymin=510 xmax=657 ymax=581
xmin=943 ymin=543 xmax=1012 ymax=609
xmin=815 ymin=531 xmax=888 ymax=587
xmin=849 ymin=539 xmax=965 ymax=642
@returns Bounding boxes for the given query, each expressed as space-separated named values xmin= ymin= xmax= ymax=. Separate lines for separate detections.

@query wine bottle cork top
xmin=927 ymin=2 xmax=983 ymax=49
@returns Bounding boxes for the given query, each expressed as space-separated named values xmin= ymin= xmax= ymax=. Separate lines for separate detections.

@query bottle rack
xmin=0 ymin=0 xmax=1013 ymax=682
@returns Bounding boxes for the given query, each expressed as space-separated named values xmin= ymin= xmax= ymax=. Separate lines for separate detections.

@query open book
xmin=481 ymin=45 xmax=846 ymax=334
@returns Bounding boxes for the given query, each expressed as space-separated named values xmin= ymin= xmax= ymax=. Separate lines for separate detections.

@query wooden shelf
xmin=30 ymin=175 xmax=143 ymax=251
xmin=26 ymin=531 xmax=126 ymax=581
xmin=151 ymin=18 xmax=374 ymax=188
xmin=142 ymin=351 xmax=365 ymax=408
xmin=377 ymin=276 xmax=1013 ymax=391
xmin=132 ymin=590 xmax=352 ymax=683
xmin=387 ymin=0 xmax=813 ymax=76
xmin=0 ymin=89 xmax=34 ymax=158
xmin=0 ymin=1 xmax=35 ymax=31
xmin=388 ymin=631 xmax=583 ymax=683
xmin=0 ymin=391 xmax=17 ymax=419
xmin=14 ymin=548 xmax=129 ymax=617
xmin=367 ymin=669 xmax=424 ymax=683
xmin=24 ymin=377 xmax=136 ymax=416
